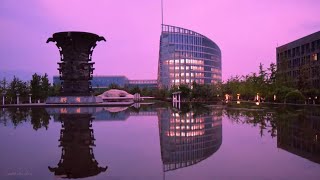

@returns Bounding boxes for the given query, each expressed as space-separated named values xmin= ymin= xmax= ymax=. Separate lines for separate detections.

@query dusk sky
xmin=1 ymin=0 xmax=320 ymax=81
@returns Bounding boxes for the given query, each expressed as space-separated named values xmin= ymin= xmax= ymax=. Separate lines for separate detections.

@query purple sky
xmin=1 ymin=0 xmax=319 ymax=81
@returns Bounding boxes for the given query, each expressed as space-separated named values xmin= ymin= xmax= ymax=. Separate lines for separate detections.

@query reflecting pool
xmin=0 ymin=104 xmax=319 ymax=179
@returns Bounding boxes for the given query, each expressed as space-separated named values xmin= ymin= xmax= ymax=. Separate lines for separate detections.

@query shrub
xmin=285 ymin=90 xmax=305 ymax=104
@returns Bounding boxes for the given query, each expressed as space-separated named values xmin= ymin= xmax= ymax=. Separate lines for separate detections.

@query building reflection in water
xmin=277 ymin=110 xmax=320 ymax=164
xmin=48 ymin=107 xmax=107 ymax=178
xmin=158 ymin=107 xmax=222 ymax=172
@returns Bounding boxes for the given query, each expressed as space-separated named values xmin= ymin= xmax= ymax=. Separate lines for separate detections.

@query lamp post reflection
xmin=224 ymin=108 xmax=320 ymax=164
xmin=158 ymin=107 xmax=222 ymax=172
xmin=48 ymin=108 xmax=107 ymax=178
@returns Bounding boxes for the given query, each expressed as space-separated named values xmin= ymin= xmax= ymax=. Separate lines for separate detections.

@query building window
xmin=312 ymin=53 xmax=318 ymax=61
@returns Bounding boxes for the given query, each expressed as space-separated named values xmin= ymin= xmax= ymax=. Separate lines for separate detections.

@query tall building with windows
xmin=158 ymin=24 xmax=222 ymax=88
xmin=276 ymin=31 xmax=320 ymax=88
xmin=53 ymin=75 xmax=157 ymax=89
xmin=158 ymin=108 xmax=222 ymax=172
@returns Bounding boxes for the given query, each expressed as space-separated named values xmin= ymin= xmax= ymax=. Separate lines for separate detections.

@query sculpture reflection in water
xmin=158 ymin=106 xmax=222 ymax=172
xmin=48 ymin=108 xmax=107 ymax=178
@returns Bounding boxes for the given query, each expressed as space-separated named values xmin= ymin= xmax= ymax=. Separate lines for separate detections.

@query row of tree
xmin=92 ymin=62 xmax=319 ymax=104
xmin=94 ymin=82 xmax=222 ymax=102
xmin=225 ymin=104 xmax=319 ymax=138
xmin=0 ymin=107 xmax=50 ymax=130
xmin=1 ymin=61 xmax=318 ymax=104
xmin=0 ymin=73 xmax=59 ymax=104
xmin=222 ymin=63 xmax=319 ymax=104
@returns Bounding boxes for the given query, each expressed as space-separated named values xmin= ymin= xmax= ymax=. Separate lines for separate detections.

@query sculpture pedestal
xmin=46 ymin=31 xmax=105 ymax=104
xmin=46 ymin=96 xmax=102 ymax=104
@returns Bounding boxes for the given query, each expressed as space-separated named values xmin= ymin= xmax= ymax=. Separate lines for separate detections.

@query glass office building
xmin=158 ymin=108 xmax=222 ymax=172
xmin=53 ymin=76 xmax=157 ymax=89
xmin=158 ymin=24 xmax=222 ymax=88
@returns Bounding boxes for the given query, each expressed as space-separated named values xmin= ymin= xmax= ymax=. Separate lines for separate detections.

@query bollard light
xmin=2 ymin=92 xmax=5 ymax=105
xmin=16 ymin=93 xmax=20 ymax=104
xmin=29 ymin=93 xmax=32 ymax=104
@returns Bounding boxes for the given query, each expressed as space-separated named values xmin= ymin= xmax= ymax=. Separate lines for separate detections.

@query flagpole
xmin=161 ymin=0 xmax=164 ymax=25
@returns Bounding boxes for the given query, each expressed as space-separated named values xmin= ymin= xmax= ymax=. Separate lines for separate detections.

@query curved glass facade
xmin=158 ymin=108 xmax=222 ymax=172
xmin=158 ymin=24 xmax=222 ymax=88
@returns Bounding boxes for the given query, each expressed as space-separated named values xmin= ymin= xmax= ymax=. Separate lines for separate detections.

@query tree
xmin=130 ymin=86 xmax=141 ymax=94
xmin=141 ymin=87 xmax=152 ymax=96
xmin=258 ymin=63 xmax=267 ymax=83
xmin=7 ymin=76 xmax=28 ymax=103
xmin=49 ymin=84 xmax=61 ymax=96
xmin=297 ymin=65 xmax=310 ymax=92
xmin=267 ymin=63 xmax=277 ymax=84
xmin=0 ymin=78 xmax=8 ymax=103
xmin=285 ymin=90 xmax=305 ymax=104
xmin=154 ymin=88 xmax=168 ymax=100
xmin=30 ymin=73 xmax=42 ymax=102
xmin=41 ymin=73 xmax=50 ymax=101
xmin=178 ymin=84 xmax=191 ymax=101
xmin=108 ymin=83 xmax=120 ymax=89
xmin=0 ymin=78 xmax=8 ymax=93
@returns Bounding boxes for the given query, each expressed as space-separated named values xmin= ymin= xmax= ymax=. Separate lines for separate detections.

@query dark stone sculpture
xmin=48 ymin=111 xmax=107 ymax=178
xmin=47 ymin=32 xmax=105 ymax=96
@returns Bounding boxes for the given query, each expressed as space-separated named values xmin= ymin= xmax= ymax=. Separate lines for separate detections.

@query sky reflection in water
xmin=0 ymin=104 xmax=319 ymax=180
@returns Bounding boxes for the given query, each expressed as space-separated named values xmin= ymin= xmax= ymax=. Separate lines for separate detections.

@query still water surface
xmin=0 ymin=104 xmax=319 ymax=180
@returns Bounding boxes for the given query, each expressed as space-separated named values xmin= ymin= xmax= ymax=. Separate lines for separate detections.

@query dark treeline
xmin=0 ymin=73 xmax=59 ymax=103
xmin=0 ymin=107 xmax=50 ymax=130
xmin=94 ymin=82 xmax=222 ymax=102
xmin=224 ymin=105 xmax=320 ymax=140
xmin=1 ymin=62 xmax=319 ymax=104
xmin=222 ymin=62 xmax=320 ymax=104
xmin=225 ymin=108 xmax=320 ymax=165
xmin=119 ymin=62 xmax=319 ymax=104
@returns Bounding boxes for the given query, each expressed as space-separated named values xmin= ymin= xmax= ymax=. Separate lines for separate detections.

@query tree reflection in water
xmin=0 ymin=104 xmax=319 ymax=176
xmin=0 ymin=107 xmax=50 ymax=130
xmin=225 ymin=106 xmax=320 ymax=164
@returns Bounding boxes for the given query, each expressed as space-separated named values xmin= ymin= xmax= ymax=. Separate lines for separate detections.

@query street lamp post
xmin=16 ymin=93 xmax=20 ymax=104
xmin=2 ymin=92 xmax=5 ymax=105
xmin=308 ymin=97 xmax=311 ymax=104
xmin=225 ymin=94 xmax=229 ymax=102
xmin=29 ymin=94 xmax=32 ymax=104
xmin=236 ymin=94 xmax=240 ymax=104
xmin=256 ymin=93 xmax=260 ymax=105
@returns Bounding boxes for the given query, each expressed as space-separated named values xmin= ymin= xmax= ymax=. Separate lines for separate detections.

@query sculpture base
xmin=46 ymin=96 xmax=102 ymax=104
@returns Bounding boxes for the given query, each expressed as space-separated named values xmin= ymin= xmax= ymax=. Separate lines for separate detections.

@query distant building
xmin=127 ymin=80 xmax=157 ymax=89
xmin=91 ymin=76 xmax=128 ymax=88
xmin=158 ymin=24 xmax=222 ymax=88
xmin=276 ymin=31 xmax=320 ymax=88
xmin=53 ymin=75 xmax=157 ymax=89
